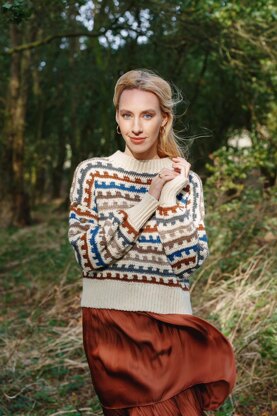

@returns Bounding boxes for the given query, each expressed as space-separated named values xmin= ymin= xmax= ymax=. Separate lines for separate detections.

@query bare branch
xmin=3 ymin=24 xmax=144 ymax=55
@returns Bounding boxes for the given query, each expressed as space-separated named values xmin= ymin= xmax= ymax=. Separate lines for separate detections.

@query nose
xmin=131 ymin=117 xmax=143 ymax=135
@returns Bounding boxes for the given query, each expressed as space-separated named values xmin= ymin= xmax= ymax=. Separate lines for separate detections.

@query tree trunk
xmin=52 ymin=131 xmax=66 ymax=199
xmin=2 ymin=24 xmax=32 ymax=226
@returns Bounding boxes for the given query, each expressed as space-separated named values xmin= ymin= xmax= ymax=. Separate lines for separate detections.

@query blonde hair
xmin=113 ymin=68 xmax=189 ymax=159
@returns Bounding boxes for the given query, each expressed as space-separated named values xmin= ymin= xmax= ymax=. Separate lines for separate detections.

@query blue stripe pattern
xmin=95 ymin=181 xmax=148 ymax=194
xmin=167 ymin=244 xmax=200 ymax=261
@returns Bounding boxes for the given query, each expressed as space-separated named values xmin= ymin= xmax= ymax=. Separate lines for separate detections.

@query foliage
xmin=192 ymin=148 xmax=277 ymax=415
xmin=0 ymin=0 xmax=276 ymax=222
xmin=205 ymin=138 xmax=276 ymax=206
xmin=2 ymin=0 xmax=33 ymax=24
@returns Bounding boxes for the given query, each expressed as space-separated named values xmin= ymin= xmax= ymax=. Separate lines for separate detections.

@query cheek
xmin=148 ymin=120 xmax=161 ymax=132
xmin=119 ymin=119 xmax=129 ymax=130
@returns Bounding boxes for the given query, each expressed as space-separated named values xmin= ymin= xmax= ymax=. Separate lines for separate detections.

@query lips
xmin=130 ymin=137 xmax=146 ymax=143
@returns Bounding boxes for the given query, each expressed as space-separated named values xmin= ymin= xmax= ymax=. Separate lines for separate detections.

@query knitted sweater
xmin=68 ymin=150 xmax=209 ymax=314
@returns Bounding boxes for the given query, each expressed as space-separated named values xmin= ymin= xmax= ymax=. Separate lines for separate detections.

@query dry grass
xmin=1 ymin=194 xmax=276 ymax=415
xmin=0 ymin=205 xmax=103 ymax=415
xmin=192 ymin=192 xmax=277 ymax=415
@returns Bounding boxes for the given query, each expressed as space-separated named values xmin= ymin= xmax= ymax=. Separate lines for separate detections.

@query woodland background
xmin=0 ymin=1 xmax=276 ymax=415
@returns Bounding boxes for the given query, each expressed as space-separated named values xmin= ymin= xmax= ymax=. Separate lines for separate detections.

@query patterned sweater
xmin=68 ymin=150 xmax=209 ymax=314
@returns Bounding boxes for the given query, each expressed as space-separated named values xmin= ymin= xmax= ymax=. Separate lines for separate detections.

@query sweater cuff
xmin=125 ymin=192 xmax=159 ymax=231
xmin=159 ymin=175 xmax=189 ymax=206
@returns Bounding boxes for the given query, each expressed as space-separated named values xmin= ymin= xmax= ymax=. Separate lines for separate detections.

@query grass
xmin=193 ymin=185 xmax=277 ymax=416
xmin=0 ymin=187 xmax=276 ymax=415
xmin=0 ymin=203 xmax=101 ymax=416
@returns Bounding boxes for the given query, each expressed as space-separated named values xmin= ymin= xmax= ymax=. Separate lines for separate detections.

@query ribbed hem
xmin=159 ymin=175 xmax=189 ymax=206
xmin=81 ymin=278 xmax=193 ymax=314
xmin=125 ymin=192 xmax=159 ymax=231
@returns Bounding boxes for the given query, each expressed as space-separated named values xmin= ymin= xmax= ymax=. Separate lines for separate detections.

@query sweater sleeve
xmin=156 ymin=171 xmax=209 ymax=280
xmin=68 ymin=160 xmax=159 ymax=272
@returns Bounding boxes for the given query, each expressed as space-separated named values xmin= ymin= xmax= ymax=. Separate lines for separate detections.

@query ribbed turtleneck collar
xmin=107 ymin=150 xmax=172 ymax=173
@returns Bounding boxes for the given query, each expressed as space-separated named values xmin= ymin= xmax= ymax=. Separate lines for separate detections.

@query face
xmin=115 ymin=88 xmax=168 ymax=160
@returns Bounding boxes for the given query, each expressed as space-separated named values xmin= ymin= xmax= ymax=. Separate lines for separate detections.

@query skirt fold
xmin=102 ymin=385 xmax=204 ymax=416
xmin=82 ymin=307 xmax=236 ymax=415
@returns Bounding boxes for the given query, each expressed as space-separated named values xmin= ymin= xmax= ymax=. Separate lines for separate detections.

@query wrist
xmin=148 ymin=190 xmax=160 ymax=201
xmin=159 ymin=175 xmax=189 ymax=206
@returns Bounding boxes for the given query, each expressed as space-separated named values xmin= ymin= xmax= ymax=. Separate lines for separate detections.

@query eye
xmin=121 ymin=113 xmax=154 ymax=120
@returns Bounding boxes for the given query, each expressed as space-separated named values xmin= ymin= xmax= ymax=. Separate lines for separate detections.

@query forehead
xmin=119 ymin=88 xmax=160 ymax=111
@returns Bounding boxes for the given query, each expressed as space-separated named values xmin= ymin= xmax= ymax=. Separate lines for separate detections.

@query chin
xmin=125 ymin=139 xmax=157 ymax=153
xmin=129 ymin=145 xmax=150 ymax=153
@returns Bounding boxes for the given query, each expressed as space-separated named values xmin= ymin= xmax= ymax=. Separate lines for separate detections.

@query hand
xmin=171 ymin=156 xmax=191 ymax=179
xmin=149 ymin=167 xmax=179 ymax=201
xmin=149 ymin=156 xmax=191 ymax=201
xmin=157 ymin=156 xmax=191 ymax=206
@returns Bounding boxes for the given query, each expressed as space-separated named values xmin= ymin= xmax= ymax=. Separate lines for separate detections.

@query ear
xmin=161 ymin=112 xmax=169 ymax=127
xmin=115 ymin=110 xmax=119 ymax=124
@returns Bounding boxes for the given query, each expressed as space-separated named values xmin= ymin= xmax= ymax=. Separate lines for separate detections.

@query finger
xmin=172 ymin=158 xmax=190 ymax=170
xmin=172 ymin=163 xmax=182 ymax=171
xmin=172 ymin=161 xmax=188 ymax=167
xmin=172 ymin=157 xmax=186 ymax=162
xmin=162 ymin=171 xmax=179 ymax=177
xmin=172 ymin=162 xmax=190 ymax=176
xmin=180 ymin=164 xmax=186 ymax=176
xmin=172 ymin=163 xmax=187 ymax=171
xmin=162 ymin=168 xmax=178 ymax=174
xmin=158 ymin=172 xmax=179 ymax=181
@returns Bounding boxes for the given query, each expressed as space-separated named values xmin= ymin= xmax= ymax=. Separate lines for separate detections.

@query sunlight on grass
xmin=1 ymin=190 xmax=276 ymax=415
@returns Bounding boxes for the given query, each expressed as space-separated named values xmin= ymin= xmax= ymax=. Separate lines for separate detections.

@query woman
xmin=68 ymin=69 xmax=236 ymax=415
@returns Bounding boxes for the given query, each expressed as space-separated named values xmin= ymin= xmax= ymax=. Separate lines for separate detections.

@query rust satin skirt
xmin=82 ymin=307 xmax=236 ymax=415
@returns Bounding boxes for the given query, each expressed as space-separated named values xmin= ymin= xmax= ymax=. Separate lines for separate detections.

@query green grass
xmin=193 ymin=185 xmax=277 ymax=416
xmin=1 ymin=190 xmax=276 ymax=415
xmin=0 ymin=203 xmax=101 ymax=415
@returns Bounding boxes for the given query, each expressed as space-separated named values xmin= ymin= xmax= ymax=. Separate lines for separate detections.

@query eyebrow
xmin=119 ymin=109 xmax=156 ymax=113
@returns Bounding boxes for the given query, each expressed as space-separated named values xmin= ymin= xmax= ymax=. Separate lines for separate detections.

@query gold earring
xmin=117 ymin=125 xmax=121 ymax=134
